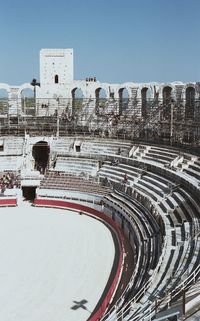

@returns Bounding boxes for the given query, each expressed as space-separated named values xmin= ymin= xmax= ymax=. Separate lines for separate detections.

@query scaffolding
xmin=0 ymin=97 xmax=199 ymax=148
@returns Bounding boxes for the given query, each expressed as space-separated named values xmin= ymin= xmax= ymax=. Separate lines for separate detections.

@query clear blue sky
xmin=0 ymin=0 xmax=199 ymax=85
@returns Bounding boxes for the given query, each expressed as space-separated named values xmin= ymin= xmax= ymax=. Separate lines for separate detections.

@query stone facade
xmin=40 ymin=48 xmax=74 ymax=86
xmin=0 ymin=48 xmax=199 ymax=118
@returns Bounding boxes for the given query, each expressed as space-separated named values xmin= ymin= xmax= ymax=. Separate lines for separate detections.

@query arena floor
xmin=0 ymin=202 xmax=115 ymax=321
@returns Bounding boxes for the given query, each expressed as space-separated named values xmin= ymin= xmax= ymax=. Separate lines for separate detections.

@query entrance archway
xmin=22 ymin=186 xmax=36 ymax=200
xmin=141 ymin=87 xmax=151 ymax=118
xmin=95 ymin=87 xmax=107 ymax=114
xmin=20 ymin=87 xmax=34 ymax=116
xmin=118 ymin=88 xmax=129 ymax=115
xmin=71 ymin=87 xmax=84 ymax=117
xmin=163 ymin=86 xmax=172 ymax=105
xmin=32 ymin=141 xmax=50 ymax=173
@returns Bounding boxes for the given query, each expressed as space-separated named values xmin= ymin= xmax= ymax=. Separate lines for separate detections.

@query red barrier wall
xmin=0 ymin=198 xmax=17 ymax=206
xmin=34 ymin=198 xmax=124 ymax=321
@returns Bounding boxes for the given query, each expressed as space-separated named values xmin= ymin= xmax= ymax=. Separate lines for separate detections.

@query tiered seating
xmin=183 ymin=157 xmax=200 ymax=180
xmin=97 ymin=158 xmax=200 ymax=321
xmin=80 ymin=139 xmax=132 ymax=156
xmin=54 ymin=157 xmax=99 ymax=176
xmin=22 ymin=137 xmax=199 ymax=321
xmin=51 ymin=137 xmax=74 ymax=155
xmin=104 ymin=190 xmax=161 ymax=299
xmin=0 ymin=137 xmax=24 ymax=173
xmin=131 ymin=144 xmax=179 ymax=164
xmin=118 ymin=229 xmax=199 ymax=320
xmin=98 ymin=161 xmax=142 ymax=185
xmin=0 ymin=134 xmax=200 ymax=320
xmin=0 ymin=156 xmax=22 ymax=171
xmin=131 ymin=144 xmax=197 ymax=171
xmin=38 ymin=170 xmax=110 ymax=197
xmin=143 ymin=146 xmax=180 ymax=164
xmin=0 ymin=137 xmax=24 ymax=155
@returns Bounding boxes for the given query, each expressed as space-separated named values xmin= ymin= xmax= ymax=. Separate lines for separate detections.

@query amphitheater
xmin=0 ymin=49 xmax=200 ymax=321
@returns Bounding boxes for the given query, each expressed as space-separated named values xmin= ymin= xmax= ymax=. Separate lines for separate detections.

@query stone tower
xmin=40 ymin=48 xmax=74 ymax=86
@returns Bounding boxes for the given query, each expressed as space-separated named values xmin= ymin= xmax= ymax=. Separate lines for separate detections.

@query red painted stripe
xmin=0 ymin=198 xmax=17 ymax=206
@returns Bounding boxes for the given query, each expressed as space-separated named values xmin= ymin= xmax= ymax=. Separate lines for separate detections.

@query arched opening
xmin=161 ymin=86 xmax=173 ymax=122
xmin=32 ymin=141 xmax=50 ymax=174
xmin=0 ymin=89 xmax=8 ymax=115
xmin=185 ymin=86 xmax=195 ymax=119
xmin=71 ymin=88 xmax=84 ymax=117
xmin=55 ymin=75 xmax=59 ymax=84
xmin=21 ymin=88 xmax=34 ymax=116
xmin=22 ymin=186 xmax=36 ymax=201
xmin=141 ymin=87 xmax=151 ymax=118
xmin=95 ymin=88 xmax=107 ymax=114
xmin=118 ymin=88 xmax=129 ymax=115
xmin=163 ymin=86 xmax=172 ymax=105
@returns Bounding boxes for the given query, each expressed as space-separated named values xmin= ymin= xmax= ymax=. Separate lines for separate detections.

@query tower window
xmin=55 ymin=75 xmax=59 ymax=84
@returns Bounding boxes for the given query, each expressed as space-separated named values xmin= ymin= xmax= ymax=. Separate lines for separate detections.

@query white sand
xmin=0 ymin=203 xmax=115 ymax=321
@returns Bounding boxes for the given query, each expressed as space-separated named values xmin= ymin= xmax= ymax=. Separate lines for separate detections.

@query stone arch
xmin=32 ymin=140 xmax=50 ymax=173
xmin=95 ymin=87 xmax=107 ymax=98
xmin=94 ymin=84 xmax=110 ymax=98
xmin=185 ymin=86 xmax=195 ymax=119
xmin=16 ymin=83 xmax=35 ymax=115
xmin=71 ymin=87 xmax=84 ymax=116
xmin=162 ymin=85 xmax=173 ymax=105
xmin=95 ymin=87 xmax=107 ymax=114
xmin=141 ymin=87 xmax=152 ymax=118
xmin=20 ymin=87 xmax=35 ymax=116
xmin=113 ymin=84 xmax=132 ymax=100
xmin=118 ymin=87 xmax=129 ymax=115
xmin=17 ymin=83 xmax=34 ymax=98
xmin=71 ymin=87 xmax=84 ymax=98
xmin=160 ymin=85 xmax=174 ymax=121
xmin=185 ymin=84 xmax=195 ymax=91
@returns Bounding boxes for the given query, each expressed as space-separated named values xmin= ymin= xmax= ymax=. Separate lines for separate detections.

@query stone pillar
xmin=9 ymin=87 xmax=21 ymax=116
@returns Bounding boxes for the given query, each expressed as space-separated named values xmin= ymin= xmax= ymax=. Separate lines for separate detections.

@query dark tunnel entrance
xmin=22 ymin=186 xmax=36 ymax=201
xmin=32 ymin=141 xmax=50 ymax=174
